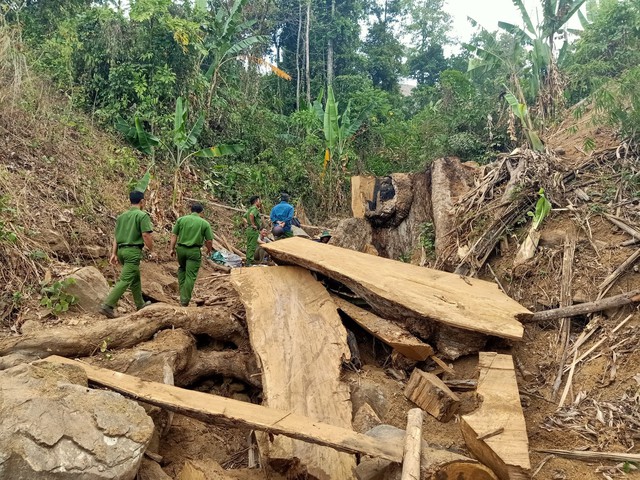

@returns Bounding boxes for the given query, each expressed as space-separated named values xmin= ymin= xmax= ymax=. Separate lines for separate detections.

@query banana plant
xmin=504 ymin=88 xmax=544 ymax=152
xmin=166 ymin=97 xmax=243 ymax=207
xmin=313 ymin=86 xmax=371 ymax=174
xmin=199 ymin=0 xmax=268 ymax=110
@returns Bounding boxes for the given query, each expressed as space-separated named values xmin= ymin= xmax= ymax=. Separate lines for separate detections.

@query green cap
xmin=320 ymin=230 xmax=331 ymax=238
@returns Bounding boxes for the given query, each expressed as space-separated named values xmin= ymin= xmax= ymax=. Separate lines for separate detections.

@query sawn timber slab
xmin=460 ymin=352 xmax=531 ymax=480
xmin=262 ymin=237 xmax=528 ymax=340
xmin=44 ymin=356 xmax=403 ymax=462
xmin=231 ymin=266 xmax=356 ymax=480
xmin=331 ymin=294 xmax=434 ymax=360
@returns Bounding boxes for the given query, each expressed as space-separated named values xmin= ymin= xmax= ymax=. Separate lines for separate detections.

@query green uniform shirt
xmin=244 ymin=206 xmax=262 ymax=230
xmin=114 ymin=207 xmax=153 ymax=246
xmin=172 ymin=212 xmax=213 ymax=247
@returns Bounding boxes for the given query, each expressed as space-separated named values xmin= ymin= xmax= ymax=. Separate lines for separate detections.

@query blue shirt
xmin=270 ymin=201 xmax=294 ymax=232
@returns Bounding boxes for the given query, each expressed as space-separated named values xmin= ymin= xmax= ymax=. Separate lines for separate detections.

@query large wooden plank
xmin=460 ymin=353 xmax=531 ymax=480
xmin=44 ymin=356 xmax=403 ymax=462
xmin=332 ymin=295 xmax=434 ymax=361
xmin=231 ymin=266 xmax=356 ymax=480
xmin=263 ymin=238 xmax=528 ymax=340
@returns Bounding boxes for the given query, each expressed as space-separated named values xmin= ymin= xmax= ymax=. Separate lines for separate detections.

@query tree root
xmin=0 ymin=303 xmax=247 ymax=368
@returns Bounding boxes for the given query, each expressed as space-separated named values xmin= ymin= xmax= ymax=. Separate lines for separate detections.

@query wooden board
xmin=460 ymin=353 xmax=531 ymax=480
xmin=332 ymin=295 xmax=433 ymax=361
xmin=404 ymin=369 xmax=460 ymax=422
xmin=262 ymin=238 xmax=528 ymax=340
xmin=43 ymin=356 xmax=403 ymax=462
xmin=231 ymin=266 xmax=356 ymax=479
xmin=351 ymin=175 xmax=377 ymax=218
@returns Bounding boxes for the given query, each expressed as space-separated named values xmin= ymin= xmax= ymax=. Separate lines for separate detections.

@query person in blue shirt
xmin=270 ymin=193 xmax=295 ymax=239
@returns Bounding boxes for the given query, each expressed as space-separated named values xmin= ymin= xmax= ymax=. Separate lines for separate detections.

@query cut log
xmin=525 ymin=289 xmax=640 ymax=323
xmin=351 ymin=176 xmax=377 ymax=218
xmin=44 ymin=356 xmax=403 ymax=462
xmin=230 ymin=266 xmax=356 ymax=479
xmin=263 ymin=238 xmax=528 ymax=341
xmin=404 ymin=370 xmax=460 ymax=422
xmin=460 ymin=352 xmax=530 ymax=480
xmin=356 ymin=425 xmax=497 ymax=480
xmin=0 ymin=303 xmax=245 ymax=366
xmin=401 ymin=409 xmax=423 ymax=480
xmin=332 ymin=295 xmax=434 ymax=361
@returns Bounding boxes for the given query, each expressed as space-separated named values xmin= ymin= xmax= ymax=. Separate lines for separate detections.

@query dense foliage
xmin=4 ymin=0 xmax=640 ymax=219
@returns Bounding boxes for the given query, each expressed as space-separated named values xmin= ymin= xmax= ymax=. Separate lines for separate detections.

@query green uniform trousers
xmin=177 ymin=245 xmax=202 ymax=306
xmin=104 ymin=247 xmax=145 ymax=309
xmin=245 ymin=228 xmax=259 ymax=266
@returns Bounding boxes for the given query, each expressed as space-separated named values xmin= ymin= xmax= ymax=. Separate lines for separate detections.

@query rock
xmin=0 ymin=361 xmax=154 ymax=479
xmin=177 ymin=460 xmax=234 ymax=480
xmin=65 ymin=266 xmax=110 ymax=313
xmin=78 ymin=245 xmax=109 ymax=259
xmin=350 ymin=378 xmax=389 ymax=419
xmin=84 ymin=329 xmax=196 ymax=453
xmin=352 ymin=403 xmax=382 ymax=434
xmin=137 ymin=459 xmax=172 ymax=480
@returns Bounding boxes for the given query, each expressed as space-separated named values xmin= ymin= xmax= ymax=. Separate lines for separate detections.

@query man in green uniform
xmin=243 ymin=195 xmax=262 ymax=266
xmin=169 ymin=203 xmax=213 ymax=306
xmin=100 ymin=190 xmax=154 ymax=318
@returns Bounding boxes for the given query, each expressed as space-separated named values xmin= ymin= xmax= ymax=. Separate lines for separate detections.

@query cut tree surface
xmin=404 ymin=369 xmax=460 ymax=422
xmin=460 ymin=352 xmax=530 ymax=480
xmin=44 ymin=356 xmax=404 ymax=462
xmin=351 ymin=176 xmax=377 ymax=218
xmin=332 ymin=295 xmax=434 ymax=361
xmin=231 ymin=266 xmax=356 ymax=480
xmin=263 ymin=238 xmax=528 ymax=340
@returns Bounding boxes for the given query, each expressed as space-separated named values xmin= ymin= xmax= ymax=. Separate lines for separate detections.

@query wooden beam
xmin=525 ymin=289 xmax=640 ymax=323
xmin=404 ymin=370 xmax=460 ymax=422
xmin=43 ymin=356 xmax=403 ymax=463
xmin=460 ymin=352 xmax=531 ymax=480
xmin=263 ymin=238 xmax=528 ymax=341
xmin=231 ymin=266 xmax=356 ymax=479
xmin=331 ymin=295 xmax=434 ymax=361
xmin=401 ymin=409 xmax=423 ymax=480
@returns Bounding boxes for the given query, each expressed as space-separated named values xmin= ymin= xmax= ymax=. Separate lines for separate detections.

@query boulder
xmin=352 ymin=403 xmax=382 ymax=434
xmin=0 ymin=361 xmax=154 ymax=479
xmin=65 ymin=266 xmax=110 ymax=313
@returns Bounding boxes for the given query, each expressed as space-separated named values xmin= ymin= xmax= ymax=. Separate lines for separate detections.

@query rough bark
xmin=0 ymin=303 xmax=246 ymax=367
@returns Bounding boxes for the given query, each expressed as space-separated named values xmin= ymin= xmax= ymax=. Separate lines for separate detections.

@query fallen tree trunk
xmin=263 ymin=238 xmax=528 ymax=341
xmin=178 ymin=349 xmax=262 ymax=389
xmin=524 ymin=290 xmax=640 ymax=323
xmin=0 ymin=303 xmax=246 ymax=365
xmin=332 ymin=295 xmax=434 ymax=361
xmin=231 ymin=266 xmax=356 ymax=479
xmin=43 ymin=356 xmax=403 ymax=462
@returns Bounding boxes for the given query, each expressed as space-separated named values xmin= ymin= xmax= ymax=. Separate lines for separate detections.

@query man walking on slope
xmin=243 ymin=195 xmax=262 ymax=266
xmin=270 ymin=193 xmax=294 ymax=239
xmin=100 ymin=190 xmax=154 ymax=318
xmin=169 ymin=203 xmax=213 ymax=306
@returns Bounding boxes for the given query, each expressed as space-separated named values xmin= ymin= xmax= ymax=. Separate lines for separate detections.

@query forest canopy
xmin=3 ymin=0 xmax=640 ymax=218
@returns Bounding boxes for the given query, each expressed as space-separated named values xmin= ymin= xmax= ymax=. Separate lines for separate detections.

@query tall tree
xmin=362 ymin=0 xmax=405 ymax=92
